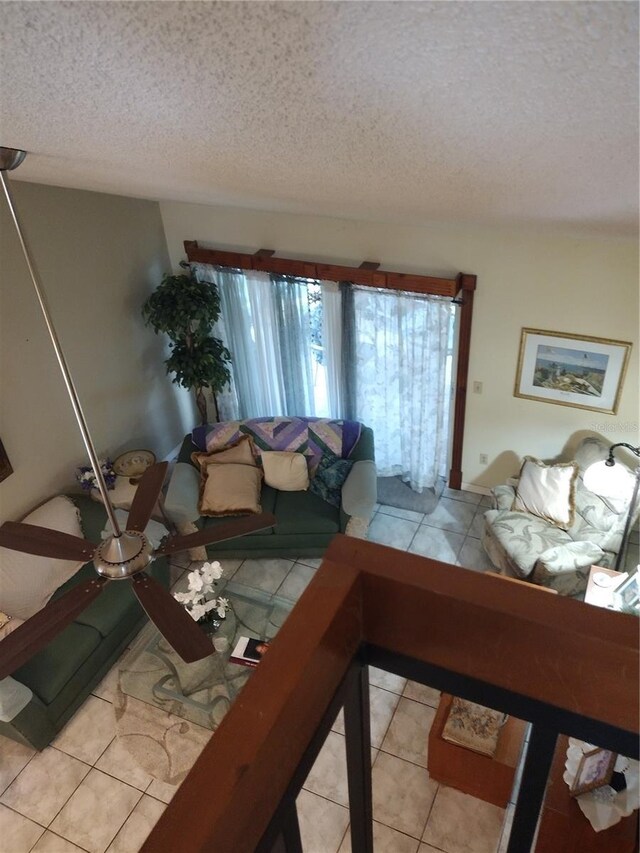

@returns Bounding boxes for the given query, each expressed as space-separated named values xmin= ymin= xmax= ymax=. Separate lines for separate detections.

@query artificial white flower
xmin=201 ymin=561 xmax=223 ymax=584
xmin=173 ymin=591 xmax=197 ymax=605
xmin=187 ymin=570 xmax=205 ymax=593
xmin=189 ymin=603 xmax=207 ymax=622
xmin=216 ymin=597 xmax=229 ymax=618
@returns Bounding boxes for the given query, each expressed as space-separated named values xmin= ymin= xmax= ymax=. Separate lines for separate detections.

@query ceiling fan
xmin=0 ymin=146 xmax=276 ymax=680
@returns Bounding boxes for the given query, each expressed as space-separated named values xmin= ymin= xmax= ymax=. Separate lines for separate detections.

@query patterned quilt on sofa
xmin=192 ymin=417 xmax=362 ymax=473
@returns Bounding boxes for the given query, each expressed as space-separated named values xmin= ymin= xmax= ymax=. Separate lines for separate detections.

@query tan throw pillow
xmin=199 ymin=463 xmax=263 ymax=517
xmin=512 ymin=457 xmax=578 ymax=529
xmin=191 ymin=435 xmax=256 ymax=472
xmin=261 ymin=451 xmax=310 ymax=491
xmin=0 ymin=496 xmax=85 ymax=619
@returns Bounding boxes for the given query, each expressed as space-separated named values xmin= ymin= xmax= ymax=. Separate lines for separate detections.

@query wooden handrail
xmin=144 ymin=537 xmax=639 ymax=852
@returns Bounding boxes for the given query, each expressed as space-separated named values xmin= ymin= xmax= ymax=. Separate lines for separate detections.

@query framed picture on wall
xmin=514 ymin=329 xmax=632 ymax=414
xmin=0 ymin=439 xmax=12 ymax=483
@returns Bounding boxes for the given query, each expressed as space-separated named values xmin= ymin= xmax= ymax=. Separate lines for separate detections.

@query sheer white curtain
xmin=321 ymin=281 xmax=344 ymax=418
xmin=352 ymin=286 xmax=455 ymax=490
xmin=193 ymin=263 xmax=316 ymax=419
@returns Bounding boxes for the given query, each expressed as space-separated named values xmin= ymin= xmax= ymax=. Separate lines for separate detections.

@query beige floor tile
xmin=423 ymin=786 xmax=504 ymax=853
xmin=1 ymin=746 xmax=90 ymax=826
xmin=296 ymin=557 xmax=323 ymax=569
xmin=91 ymin=665 xmax=121 ymax=704
xmin=31 ymin=831 xmax=87 ymax=852
xmin=50 ymin=768 xmax=142 ymax=853
xmin=338 ymin=820 xmax=420 ymax=852
xmin=331 ymin=707 xmax=344 ymax=735
xmin=296 ymin=789 xmax=350 ymax=853
xmin=367 ymin=514 xmax=419 ymax=550
xmin=403 ymin=681 xmax=441 ymax=708
xmin=419 ymin=844 xmax=445 ymax=852
xmin=369 ymin=666 xmax=407 ymax=695
xmin=106 ymin=795 xmax=165 ymax=853
xmin=381 ymin=697 xmax=436 ymax=767
xmin=0 ymin=803 xmax=45 ymax=851
xmin=145 ymin=778 xmax=180 ymax=804
xmin=0 ymin=735 xmax=36 ymax=795
xmin=277 ymin=563 xmax=315 ymax=600
xmin=372 ymin=751 xmax=438 ymax=838
xmin=331 ymin=685 xmax=400 ymax=748
xmin=53 ymin=696 xmax=116 ymax=765
xmin=230 ymin=557 xmax=294 ymax=592
xmin=304 ymin=731 xmax=348 ymax=806
xmin=96 ymin=737 xmax=154 ymax=791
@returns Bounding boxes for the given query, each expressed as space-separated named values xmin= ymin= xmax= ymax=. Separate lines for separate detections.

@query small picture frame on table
xmin=614 ymin=571 xmax=639 ymax=612
xmin=569 ymin=747 xmax=617 ymax=796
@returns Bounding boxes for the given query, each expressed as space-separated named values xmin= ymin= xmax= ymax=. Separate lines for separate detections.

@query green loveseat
xmin=165 ymin=424 xmax=376 ymax=559
xmin=0 ymin=494 xmax=170 ymax=750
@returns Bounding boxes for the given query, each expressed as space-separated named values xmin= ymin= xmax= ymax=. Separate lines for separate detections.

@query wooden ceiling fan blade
xmin=154 ymin=512 xmax=277 ymax=557
xmin=126 ymin=462 xmax=169 ymax=532
xmin=0 ymin=577 xmax=108 ymax=679
xmin=130 ymin=573 xmax=212 ymax=663
xmin=0 ymin=521 xmax=97 ymax=561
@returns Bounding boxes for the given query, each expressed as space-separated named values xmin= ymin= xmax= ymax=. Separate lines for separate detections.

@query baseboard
xmin=460 ymin=482 xmax=492 ymax=496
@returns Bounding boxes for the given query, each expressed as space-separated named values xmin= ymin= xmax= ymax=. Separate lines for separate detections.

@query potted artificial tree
xmin=142 ymin=270 xmax=232 ymax=424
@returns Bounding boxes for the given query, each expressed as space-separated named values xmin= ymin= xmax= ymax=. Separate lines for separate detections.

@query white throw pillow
xmin=0 ymin=496 xmax=85 ymax=619
xmin=513 ymin=458 xmax=578 ymax=529
xmin=261 ymin=451 xmax=310 ymax=492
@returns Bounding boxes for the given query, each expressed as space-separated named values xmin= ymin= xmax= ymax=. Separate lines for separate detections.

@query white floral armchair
xmin=482 ymin=438 xmax=638 ymax=598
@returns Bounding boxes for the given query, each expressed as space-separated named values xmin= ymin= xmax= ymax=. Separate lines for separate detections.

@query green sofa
xmin=0 ymin=494 xmax=169 ymax=750
xmin=165 ymin=424 xmax=377 ymax=559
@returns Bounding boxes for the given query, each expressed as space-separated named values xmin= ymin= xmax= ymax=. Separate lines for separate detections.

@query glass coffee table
xmin=118 ymin=580 xmax=296 ymax=731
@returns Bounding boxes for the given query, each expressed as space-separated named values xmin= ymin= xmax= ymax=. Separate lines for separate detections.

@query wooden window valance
xmin=184 ymin=240 xmax=475 ymax=298
xmin=184 ymin=240 xmax=477 ymax=490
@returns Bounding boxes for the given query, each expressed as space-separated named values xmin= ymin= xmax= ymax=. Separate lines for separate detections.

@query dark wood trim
xmin=143 ymin=536 xmax=638 ymax=853
xmin=507 ymin=725 xmax=557 ymax=853
xmin=184 ymin=240 xmax=458 ymax=297
xmin=449 ymin=272 xmax=476 ymax=489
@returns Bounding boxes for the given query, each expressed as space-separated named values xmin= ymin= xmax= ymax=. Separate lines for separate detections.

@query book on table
xmin=441 ymin=697 xmax=508 ymax=757
xmin=229 ymin=636 xmax=270 ymax=668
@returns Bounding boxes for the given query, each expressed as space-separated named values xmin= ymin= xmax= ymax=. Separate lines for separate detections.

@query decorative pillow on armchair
xmin=0 ymin=496 xmax=85 ymax=620
xmin=310 ymin=453 xmax=354 ymax=508
xmin=512 ymin=457 xmax=579 ymax=529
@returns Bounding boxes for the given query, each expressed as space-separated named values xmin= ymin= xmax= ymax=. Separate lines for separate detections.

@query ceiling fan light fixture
xmin=93 ymin=531 xmax=153 ymax=580
xmin=0 ymin=146 xmax=27 ymax=171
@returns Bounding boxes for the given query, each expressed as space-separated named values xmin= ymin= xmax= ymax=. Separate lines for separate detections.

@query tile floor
xmin=1 ymin=491 xmax=521 ymax=853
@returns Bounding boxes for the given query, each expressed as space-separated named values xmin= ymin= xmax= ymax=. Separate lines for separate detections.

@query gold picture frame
xmin=569 ymin=747 xmax=617 ymax=797
xmin=514 ymin=329 xmax=632 ymax=414
xmin=0 ymin=439 xmax=13 ymax=483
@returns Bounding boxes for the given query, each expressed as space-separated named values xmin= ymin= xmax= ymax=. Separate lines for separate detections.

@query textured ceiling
xmin=1 ymin=1 xmax=638 ymax=235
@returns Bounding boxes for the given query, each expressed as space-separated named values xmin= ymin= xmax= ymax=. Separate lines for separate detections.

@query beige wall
xmin=0 ymin=181 xmax=193 ymax=522
xmin=160 ymin=201 xmax=639 ymax=488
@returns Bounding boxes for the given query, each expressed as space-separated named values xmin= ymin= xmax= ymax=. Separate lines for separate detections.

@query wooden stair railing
xmin=143 ymin=536 xmax=639 ymax=853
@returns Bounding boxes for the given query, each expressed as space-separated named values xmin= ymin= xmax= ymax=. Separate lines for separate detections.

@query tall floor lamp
xmin=583 ymin=443 xmax=640 ymax=571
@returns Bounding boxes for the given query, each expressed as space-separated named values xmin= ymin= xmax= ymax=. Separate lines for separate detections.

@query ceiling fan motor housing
xmin=93 ymin=531 xmax=153 ymax=579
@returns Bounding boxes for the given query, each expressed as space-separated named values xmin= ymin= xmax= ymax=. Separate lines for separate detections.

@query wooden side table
xmin=91 ymin=476 xmax=171 ymax=528
xmin=584 ymin=565 xmax=624 ymax=609
xmin=427 ymin=693 xmax=527 ymax=808
xmin=535 ymin=736 xmax=638 ymax=852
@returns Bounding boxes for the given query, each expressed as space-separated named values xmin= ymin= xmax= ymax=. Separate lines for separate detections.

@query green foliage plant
xmin=142 ymin=271 xmax=232 ymax=424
